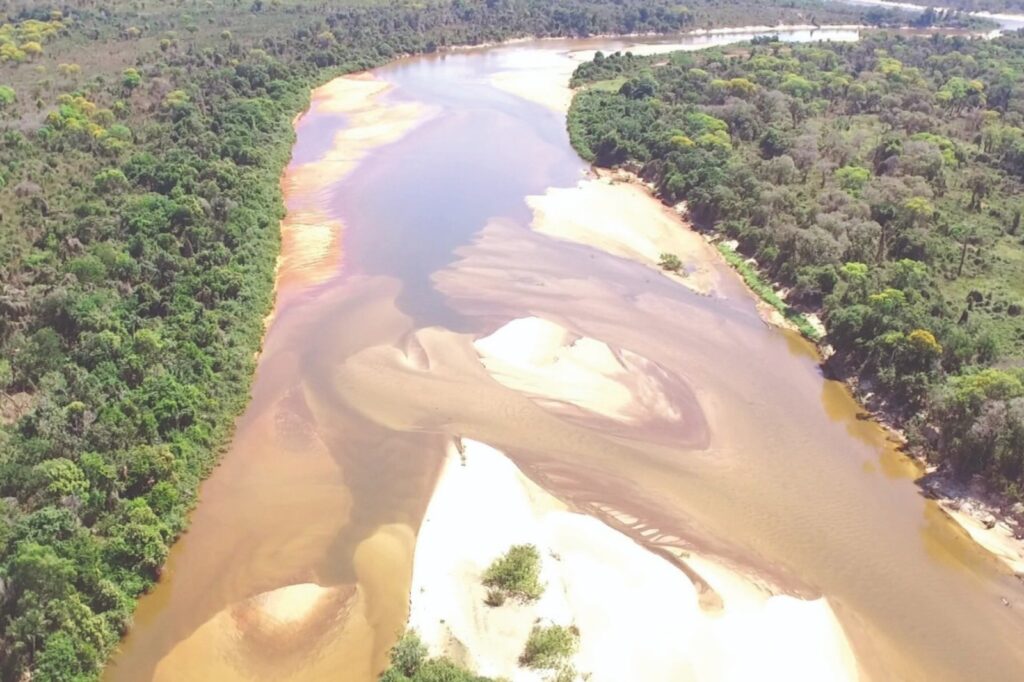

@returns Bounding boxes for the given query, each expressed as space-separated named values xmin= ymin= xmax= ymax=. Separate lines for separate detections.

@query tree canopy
xmin=569 ymin=31 xmax=1024 ymax=498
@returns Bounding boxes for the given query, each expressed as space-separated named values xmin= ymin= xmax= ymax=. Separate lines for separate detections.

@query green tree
xmin=835 ymin=166 xmax=870 ymax=195
xmin=0 ymin=85 xmax=15 ymax=109
xmin=121 ymin=68 xmax=141 ymax=91
xmin=520 ymin=624 xmax=579 ymax=669
xmin=482 ymin=544 xmax=544 ymax=601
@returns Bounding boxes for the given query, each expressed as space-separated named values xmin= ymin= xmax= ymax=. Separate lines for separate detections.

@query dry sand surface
xmin=487 ymin=42 xmax=698 ymax=114
xmin=254 ymin=582 xmax=334 ymax=624
xmin=473 ymin=316 xmax=681 ymax=426
xmin=276 ymin=74 xmax=432 ymax=293
xmin=489 ymin=50 xmax=580 ymax=113
xmin=491 ymin=68 xmax=575 ymax=113
xmin=486 ymin=42 xmax=696 ymax=115
xmin=408 ymin=439 xmax=861 ymax=682
xmin=527 ymin=176 xmax=721 ymax=294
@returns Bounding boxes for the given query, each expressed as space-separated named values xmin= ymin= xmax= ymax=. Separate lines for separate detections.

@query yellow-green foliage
xmin=39 ymin=94 xmax=130 ymax=153
xmin=0 ymin=17 xmax=65 ymax=63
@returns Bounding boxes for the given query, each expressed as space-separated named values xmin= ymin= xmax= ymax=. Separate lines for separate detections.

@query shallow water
xmin=107 ymin=29 xmax=1024 ymax=682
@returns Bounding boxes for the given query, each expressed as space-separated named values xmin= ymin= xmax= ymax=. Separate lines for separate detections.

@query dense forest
xmin=569 ymin=31 xmax=1024 ymax=500
xmin=927 ymin=0 xmax=1024 ymax=14
xmin=0 ymin=1 xmax=960 ymax=680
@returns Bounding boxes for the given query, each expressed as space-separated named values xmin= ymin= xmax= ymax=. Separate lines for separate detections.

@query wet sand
xmin=277 ymin=74 xmax=432 ymax=293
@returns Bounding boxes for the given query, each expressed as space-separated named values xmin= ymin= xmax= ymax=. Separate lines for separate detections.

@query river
xmin=106 ymin=27 xmax=1024 ymax=682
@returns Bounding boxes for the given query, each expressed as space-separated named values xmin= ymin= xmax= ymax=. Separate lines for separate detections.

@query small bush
xmin=519 ymin=624 xmax=579 ymax=669
xmin=658 ymin=252 xmax=683 ymax=272
xmin=482 ymin=544 xmax=543 ymax=601
xmin=484 ymin=588 xmax=506 ymax=607
xmin=381 ymin=631 xmax=495 ymax=681
xmin=389 ymin=631 xmax=427 ymax=677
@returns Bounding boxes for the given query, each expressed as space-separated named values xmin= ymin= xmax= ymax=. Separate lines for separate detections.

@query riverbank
xmin=489 ymin=25 xmax=865 ymax=114
xmin=583 ymin=164 xmax=1024 ymax=582
xmin=526 ymin=172 xmax=721 ymax=296
xmin=407 ymin=439 xmax=860 ymax=681
xmin=277 ymin=73 xmax=433 ymax=295
xmin=835 ymin=362 xmax=1024 ymax=578
xmin=921 ymin=473 xmax=1024 ymax=576
xmin=545 ymin=28 xmax=1024 ymax=582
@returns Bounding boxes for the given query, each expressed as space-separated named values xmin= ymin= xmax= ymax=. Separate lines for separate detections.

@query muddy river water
xmin=106 ymin=29 xmax=1024 ymax=682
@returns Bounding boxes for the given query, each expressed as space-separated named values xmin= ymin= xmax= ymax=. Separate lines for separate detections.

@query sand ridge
xmin=473 ymin=316 xmax=682 ymax=427
xmin=408 ymin=439 xmax=861 ymax=681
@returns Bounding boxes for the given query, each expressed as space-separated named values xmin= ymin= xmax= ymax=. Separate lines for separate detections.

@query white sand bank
xmin=527 ymin=177 xmax=720 ymax=295
xmin=489 ymin=47 xmax=582 ymax=113
xmin=473 ymin=316 xmax=680 ymax=426
xmin=408 ymin=440 xmax=861 ymax=681
xmin=491 ymin=67 xmax=575 ymax=113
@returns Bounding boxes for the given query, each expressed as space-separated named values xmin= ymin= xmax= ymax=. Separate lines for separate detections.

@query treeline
xmin=569 ymin=32 xmax=1024 ymax=498
xmin=926 ymin=0 xmax=1024 ymax=14
xmin=0 ymin=2 xmax=952 ymax=681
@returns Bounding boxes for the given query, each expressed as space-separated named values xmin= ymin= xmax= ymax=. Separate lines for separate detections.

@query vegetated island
xmin=567 ymin=30 xmax=1024 ymax=565
xmin=378 ymin=439 xmax=858 ymax=682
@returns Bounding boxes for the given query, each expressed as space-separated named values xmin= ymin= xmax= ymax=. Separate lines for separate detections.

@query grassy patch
xmin=716 ymin=243 xmax=822 ymax=341
xmin=585 ymin=76 xmax=627 ymax=92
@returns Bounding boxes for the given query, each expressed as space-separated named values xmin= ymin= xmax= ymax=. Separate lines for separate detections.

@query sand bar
xmin=473 ymin=316 xmax=681 ymax=426
xmin=408 ymin=439 xmax=861 ymax=681
xmin=527 ymin=176 xmax=721 ymax=295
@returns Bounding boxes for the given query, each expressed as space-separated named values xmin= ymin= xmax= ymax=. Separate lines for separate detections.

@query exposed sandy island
xmin=254 ymin=582 xmax=334 ymax=624
xmin=408 ymin=439 xmax=860 ymax=681
xmin=473 ymin=316 xmax=681 ymax=427
xmin=276 ymin=74 xmax=433 ymax=293
xmin=526 ymin=176 xmax=721 ymax=295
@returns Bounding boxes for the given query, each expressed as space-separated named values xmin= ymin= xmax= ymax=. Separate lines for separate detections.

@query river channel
xmin=106 ymin=27 xmax=1024 ymax=682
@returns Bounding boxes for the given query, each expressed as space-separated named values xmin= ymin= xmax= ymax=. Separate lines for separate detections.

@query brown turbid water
xmin=106 ymin=29 xmax=1024 ymax=682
